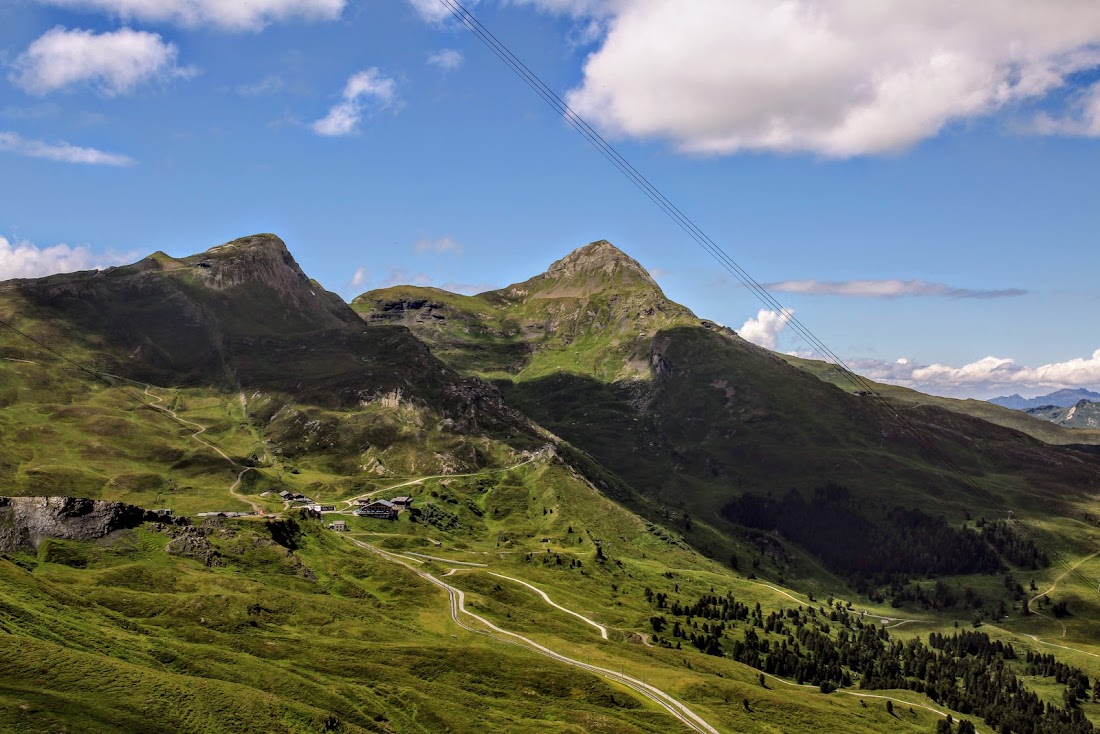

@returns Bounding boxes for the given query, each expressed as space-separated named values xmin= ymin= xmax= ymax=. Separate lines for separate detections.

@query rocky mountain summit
xmin=353 ymin=240 xmax=697 ymax=381
xmin=507 ymin=239 xmax=663 ymax=300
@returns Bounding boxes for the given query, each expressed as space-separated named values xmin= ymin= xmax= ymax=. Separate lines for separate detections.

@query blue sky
xmin=1 ymin=0 xmax=1099 ymax=398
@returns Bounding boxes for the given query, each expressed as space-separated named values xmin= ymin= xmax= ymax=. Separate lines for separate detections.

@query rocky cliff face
xmin=0 ymin=496 xmax=158 ymax=552
xmin=187 ymin=234 xmax=352 ymax=330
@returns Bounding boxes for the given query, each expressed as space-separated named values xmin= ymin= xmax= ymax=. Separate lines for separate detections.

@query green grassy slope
xmin=3 ymin=456 xmax=1098 ymax=733
xmin=0 ymin=234 xmax=545 ymax=515
xmin=353 ymin=242 xmax=1100 ymax=607
xmin=3 ymin=235 xmax=1099 ymax=733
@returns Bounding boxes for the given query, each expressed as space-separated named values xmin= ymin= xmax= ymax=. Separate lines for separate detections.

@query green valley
xmin=1 ymin=235 xmax=1098 ymax=734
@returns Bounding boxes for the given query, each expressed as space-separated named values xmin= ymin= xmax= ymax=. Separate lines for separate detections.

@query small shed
xmin=391 ymin=496 xmax=413 ymax=508
xmin=328 ymin=520 xmax=348 ymax=532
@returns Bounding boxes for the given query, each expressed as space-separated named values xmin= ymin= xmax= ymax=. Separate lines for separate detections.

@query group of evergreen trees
xmin=720 ymin=483 xmax=1004 ymax=581
xmin=978 ymin=519 xmax=1050 ymax=570
xmin=644 ymin=586 xmax=1096 ymax=734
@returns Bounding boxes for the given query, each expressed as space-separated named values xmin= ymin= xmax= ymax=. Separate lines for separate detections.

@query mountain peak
xmin=506 ymin=240 xmax=662 ymax=301
xmin=543 ymin=240 xmax=657 ymax=287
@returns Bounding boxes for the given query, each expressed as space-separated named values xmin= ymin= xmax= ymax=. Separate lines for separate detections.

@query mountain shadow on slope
xmin=0 ymin=234 xmax=542 ymax=491
xmin=719 ymin=483 xmax=1003 ymax=581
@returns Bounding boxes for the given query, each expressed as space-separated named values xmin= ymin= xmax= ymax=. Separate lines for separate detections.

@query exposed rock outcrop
xmin=0 ymin=496 xmax=171 ymax=552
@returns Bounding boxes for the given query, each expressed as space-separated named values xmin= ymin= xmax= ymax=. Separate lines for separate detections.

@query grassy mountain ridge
xmin=355 ymin=239 xmax=1100 ymax=603
xmin=0 ymin=234 xmax=551 ymax=513
xmin=351 ymin=241 xmax=697 ymax=383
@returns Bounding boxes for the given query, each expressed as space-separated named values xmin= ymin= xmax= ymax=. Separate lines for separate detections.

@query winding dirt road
xmin=488 ymin=571 xmax=608 ymax=640
xmin=100 ymin=373 xmax=263 ymax=513
xmin=347 ymin=537 xmax=719 ymax=734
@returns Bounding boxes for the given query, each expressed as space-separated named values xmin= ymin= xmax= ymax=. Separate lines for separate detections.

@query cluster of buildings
xmin=276 ymin=490 xmax=313 ymax=504
xmin=352 ymin=496 xmax=412 ymax=520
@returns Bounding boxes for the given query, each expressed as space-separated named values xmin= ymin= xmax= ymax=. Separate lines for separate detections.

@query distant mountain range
xmin=988 ymin=388 xmax=1100 ymax=410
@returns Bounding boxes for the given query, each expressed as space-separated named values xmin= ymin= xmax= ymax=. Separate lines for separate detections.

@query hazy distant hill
xmin=989 ymin=388 xmax=1100 ymax=410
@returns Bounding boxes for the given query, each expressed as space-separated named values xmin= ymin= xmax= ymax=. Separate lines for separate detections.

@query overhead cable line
xmin=434 ymin=0 xmax=1098 ymax=599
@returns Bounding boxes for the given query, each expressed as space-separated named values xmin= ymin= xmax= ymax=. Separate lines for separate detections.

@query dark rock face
xmin=0 ymin=496 xmax=160 ymax=552
xmin=163 ymin=525 xmax=222 ymax=566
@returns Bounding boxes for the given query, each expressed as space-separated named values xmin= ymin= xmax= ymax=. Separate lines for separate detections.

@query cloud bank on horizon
xmin=766 ymin=278 xmax=1026 ymax=299
xmin=849 ymin=352 xmax=1100 ymax=400
xmin=738 ymin=307 xmax=1100 ymax=398
xmin=0 ymin=235 xmax=134 ymax=280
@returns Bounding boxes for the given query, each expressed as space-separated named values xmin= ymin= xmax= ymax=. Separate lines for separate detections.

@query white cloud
xmin=0 ymin=131 xmax=135 ymax=166
xmin=413 ymin=236 xmax=462 ymax=255
xmin=347 ymin=266 xmax=369 ymax=289
xmin=649 ymin=267 xmax=670 ymax=279
xmin=38 ymin=0 xmax=346 ymax=32
xmin=737 ymin=307 xmax=793 ymax=350
xmin=12 ymin=27 xmax=190 ymax=96
xmin=312 ymin=68 xmax=397 ymax=137
xmin=427 ymin=49 xmax=464 ymax=70
xmin=767 ymin=278 xmax=1026 ymax=299
xmin=1033 ymin=80 xmax=1100 ymax=137
xmin=848 ymin=351 xmax=1100 ymax=398
xmin=0 ymin=235 xmax=134 ymax=280
xmin=559 ymin=1 xmax=1100 ymax=156
xmin=405 ymin=0 xmax=466 ymax=24
xmin=509 ymin=0 xmax=611 ymax=18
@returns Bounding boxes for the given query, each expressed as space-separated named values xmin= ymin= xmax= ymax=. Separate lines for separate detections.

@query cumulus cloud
xmin=0 ymin=131 xmax=135 ymax=166
xmin=12 ymin=27 xmax=190 ymax=96
xmin=38 ymin=0 xmax=346 ymax=32
xmin=738 ymin=308 xmax=793 ymax=350
xmin=767 ymin=278 xmax=1026 ymax=299
xmin=312 ymin=68 xmax=397 ymax=137
xmin=848 ymin=351 xmax=1100 ymax=398
xmin=0 ymin=235 xmax=134 ymax=280
xmin=413 ymin=236 xmax=462 ymax=255
xmin=559 ymin=1 xmax=1100 ymax=156
xmin=405 ymin=0 xmax=466 ymax=24
xmin=427 ymin=49 xmax=464 ymax=70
